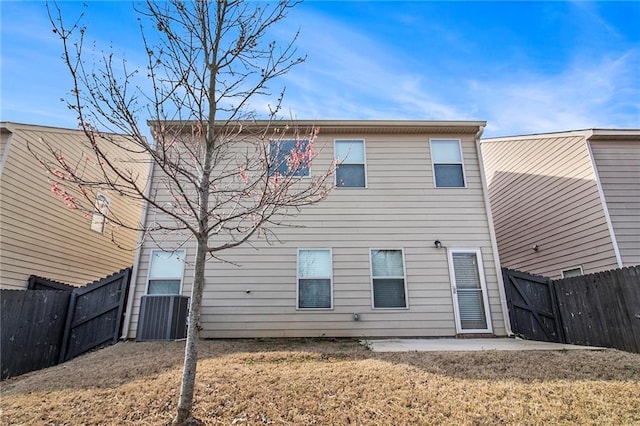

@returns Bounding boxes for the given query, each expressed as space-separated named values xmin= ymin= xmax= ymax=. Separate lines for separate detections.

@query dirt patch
xmin=2 ymin=339 xmax=639 ymax=425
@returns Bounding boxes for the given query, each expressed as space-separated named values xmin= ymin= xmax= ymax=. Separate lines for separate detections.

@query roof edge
xmin=1 ymin=121 xmax=86 ymax=134
xmin=147 ymin=119 xmax=487 ymax=135
xmin=482 ymin=128 xmax=640 ymax=143
xmin=0 ymin=121 xmax=148 ymax=140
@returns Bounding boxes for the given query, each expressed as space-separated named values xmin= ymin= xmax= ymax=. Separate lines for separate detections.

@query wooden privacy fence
xmin=0 ymin=290 xmax=70 ymax=380
xmin=1 ymin=268 xmax=131 ymax=379
xmin=503 ymin=266 xmax=640 ymax=353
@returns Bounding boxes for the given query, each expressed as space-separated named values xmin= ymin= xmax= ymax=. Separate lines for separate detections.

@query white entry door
xmin=447 ymin=248 xmax=493 ymax=334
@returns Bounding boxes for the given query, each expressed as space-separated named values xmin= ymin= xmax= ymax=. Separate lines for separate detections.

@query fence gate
xmin=58 ymin=268 xmax=132 ymax=362
xmin=502 ymin=268 xmax=565 ymax=343
xmin=2 ymin=269 xmax=132 ymax=379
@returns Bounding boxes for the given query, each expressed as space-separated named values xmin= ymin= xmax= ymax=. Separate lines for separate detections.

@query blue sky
xmin=1 ymin=1 xmax=639 ymax=137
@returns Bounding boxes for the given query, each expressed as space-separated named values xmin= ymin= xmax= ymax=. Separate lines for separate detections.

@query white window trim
xmin=561 ymin=266 xmax=584 ymax=278
xmin=145 ymin=249 xmax=187 ymax=295
xmin=446 ymin=247 xmax=493 ymax=334
xmin=334 ymin=139 xmax=367 ymax=188
xmin=369 ymin=248 xmax=409 ymax=310
xmin=296 ymin=248 xmax=334 ymax=310
xmin=268 ymin=139 xmax=312 ymax=179
xmin=430 ymin=138 xmax=467 ymax=188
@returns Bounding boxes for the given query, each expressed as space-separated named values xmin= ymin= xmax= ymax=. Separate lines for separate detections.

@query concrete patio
xmin=362 ymin=337 xmax=605 ymax=352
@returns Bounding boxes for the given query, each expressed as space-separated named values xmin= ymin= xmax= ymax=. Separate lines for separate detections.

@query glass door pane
xmin=450 ymin=251 xmax=491 ymax=332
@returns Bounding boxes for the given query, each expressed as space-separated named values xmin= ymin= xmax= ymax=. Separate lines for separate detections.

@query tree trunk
xmin=173 ymin=236 xmax=208 ymax=425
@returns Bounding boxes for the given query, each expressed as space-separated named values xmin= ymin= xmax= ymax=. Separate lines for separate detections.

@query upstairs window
xmin=90 ymin=193 xmax=110 ymax=233
xmin=431 ymin=139 xmax=465 ymax=187
xmin=297 ymin=249 xmax=332 ymax=309
xmin=335 ymin=140 xmax=366 ymax=187
xmin=269 ymin=139 xmax=310 ymax=177
xmin=370 ymin=249 xmax=408 ymax=308
xmin=147 ymin=250 xmax=185 ymax=295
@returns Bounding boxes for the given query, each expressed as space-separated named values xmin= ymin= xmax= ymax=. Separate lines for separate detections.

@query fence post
xmin=113 ymin=268 xmax=132 ymax=344
xmin=548 ymin=279 xmax=567 ymax=344
xmin=58 ymin=291 xmax=78 ymax=364
xmin=501 ymin=268 xmax=516 ymax=335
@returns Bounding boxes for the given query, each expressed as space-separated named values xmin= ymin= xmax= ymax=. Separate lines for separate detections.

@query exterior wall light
xmin=434 ymin=240 xmax=442 ymax=249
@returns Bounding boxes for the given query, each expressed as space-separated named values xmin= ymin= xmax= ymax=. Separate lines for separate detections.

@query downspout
xmin=121 ymin=158 xmax=155 ymax=339
xmin=475 ymin=126 xmax=513 ymax=336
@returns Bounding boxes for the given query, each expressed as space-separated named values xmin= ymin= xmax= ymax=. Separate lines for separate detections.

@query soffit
xmin=151 ymin=120 xmax=486 ymax=136
xmin=588 ymin=129 xmax=640 ymax=142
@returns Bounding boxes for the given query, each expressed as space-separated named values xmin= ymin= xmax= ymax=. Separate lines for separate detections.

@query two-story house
xmin=481 ymin=129 xmax=640 ymax=279
xmin=0 ymin=122 xmax=149 ymax=289
xmin=124 ymin=120 xmax=511 ymax=338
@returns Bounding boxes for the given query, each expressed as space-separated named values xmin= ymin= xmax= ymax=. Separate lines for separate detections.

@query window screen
xmin=147 ymin=250 xmax=185 ymax=295
xmin=298 ymin=249 xmax=332 ymax=309
xmin=371 ymin=249 xmax=407 ymax=308
xmin=269 ymin=139 xmax=310 ymax=177
xmin=431 ymin=140 xmax=465 ymax=187
xmin=561 ymin=267 xmax=583 ymax=278
xmin=90 ymin=193 xmax=110 ymax=233
xmin=335 ymin=140 xmax=366 ymax=187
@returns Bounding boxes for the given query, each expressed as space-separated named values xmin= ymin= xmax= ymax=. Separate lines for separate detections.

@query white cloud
xmin=470 ymin=49 xmax=640 ymax=136
xmin=2 ymin=1 xmax=637 ymax=138
xmin=272 ymin=2 xmax=640 ymax=136
xmin=272 ymin=7 xmax=469 ymax=121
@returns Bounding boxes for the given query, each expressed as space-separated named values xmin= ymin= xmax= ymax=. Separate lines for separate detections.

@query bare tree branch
xmin=42 ymin=1 xmax=333 ymax=424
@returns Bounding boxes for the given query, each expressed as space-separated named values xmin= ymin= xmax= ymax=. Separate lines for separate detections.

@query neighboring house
xmin=124 ymin=120 xmax=511 ymax=339
xmin=481 ymin=129 xmax=640 ymax=279
xmin=0 ymin=122 xmax=149 ymax=289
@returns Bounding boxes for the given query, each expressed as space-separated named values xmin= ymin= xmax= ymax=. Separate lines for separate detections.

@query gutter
xmin=475 ymin=125 xmax=513 ymax=336
xmin=121 ymin=159 xmax=155 ymax=339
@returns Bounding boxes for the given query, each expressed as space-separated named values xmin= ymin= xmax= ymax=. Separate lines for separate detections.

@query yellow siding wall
xmin=482 ymin=134 xmax=618 ymax=279
xmin=0 ymin=124 xmax=148 ymax=288
xmin=590 ymin=140 xmax=640 ymax=266
xmin=128 ymin=130 xmax=507 ymax=338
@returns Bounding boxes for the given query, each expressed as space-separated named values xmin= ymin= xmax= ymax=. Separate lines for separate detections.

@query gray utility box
xmin=136 ymin=295 xmax=189 ymax=341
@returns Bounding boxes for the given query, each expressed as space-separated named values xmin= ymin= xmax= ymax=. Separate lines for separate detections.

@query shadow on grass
xmin=197 ymin=337 xmax=640 ymax=383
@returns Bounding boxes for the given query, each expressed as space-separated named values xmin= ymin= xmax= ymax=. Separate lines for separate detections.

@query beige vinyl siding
xmin=482 ymin=134 xmax=618 ymax=279
xmin=128 ymin=129 xmax=506 ymax=338
xmin=590 ymin=139 xmax=640 ymax=266
xmin=0 ymin=124 xmax=148 ymax=289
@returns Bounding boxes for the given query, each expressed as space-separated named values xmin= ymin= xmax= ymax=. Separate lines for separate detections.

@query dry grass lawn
xmin=1 ymin=339 xmax=639 ymax=425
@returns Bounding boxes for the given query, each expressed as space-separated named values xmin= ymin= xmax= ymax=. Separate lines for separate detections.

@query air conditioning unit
xmin=136 ymin=295 xmax=189 ymax=341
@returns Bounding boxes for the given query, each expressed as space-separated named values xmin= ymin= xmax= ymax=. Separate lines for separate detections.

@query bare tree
xmin=42 ymin=1 xmax=334 ymax=424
